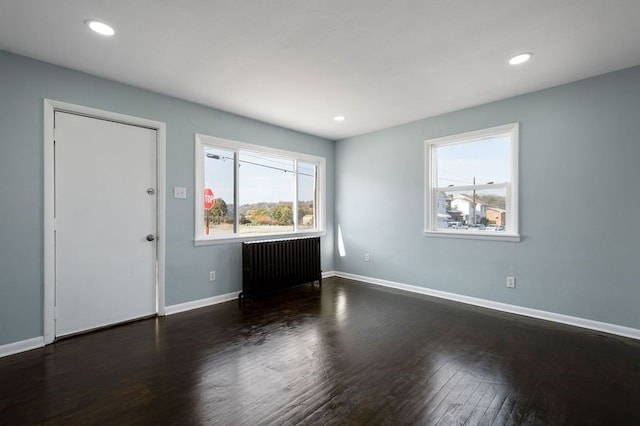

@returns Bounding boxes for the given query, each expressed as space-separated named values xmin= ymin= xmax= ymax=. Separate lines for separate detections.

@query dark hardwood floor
xmin=1 ymin=277 xmax=640 ymax=425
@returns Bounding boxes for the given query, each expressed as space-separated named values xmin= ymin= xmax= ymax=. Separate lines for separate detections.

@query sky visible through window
xmin=437 ymin=135 xmax=510 ymax=188
xmin=204 ymin=147 xmax=234 ymax=204
xmin=204 ymin=147 xmax=315 ymax=205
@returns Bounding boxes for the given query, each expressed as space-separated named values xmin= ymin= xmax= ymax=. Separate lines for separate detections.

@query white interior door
xmin=54 ymin=112 xmax=157 ymax=337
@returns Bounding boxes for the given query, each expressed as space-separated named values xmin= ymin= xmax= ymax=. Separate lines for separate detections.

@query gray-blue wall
xmin=3 ymin=48 xmax=639 ymax=348
xmin=0 ymin=51 xmax=335 ymax=345
xmin=335 ymin=65 xmax=640 ymax=330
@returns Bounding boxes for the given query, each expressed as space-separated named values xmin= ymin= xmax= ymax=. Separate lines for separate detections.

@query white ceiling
xmin=2 ymin=1 xmax=640 ymax=140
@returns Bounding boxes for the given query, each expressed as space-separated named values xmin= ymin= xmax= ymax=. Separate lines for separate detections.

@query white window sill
xmin=194 ymin=230 xmax=326 ymax=246
xmin=424 ymin=230 xmax=521 ymax=242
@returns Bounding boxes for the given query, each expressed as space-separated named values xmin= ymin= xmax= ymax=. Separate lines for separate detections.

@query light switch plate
xmin=174 ymin=186 xmax=187 ymax=199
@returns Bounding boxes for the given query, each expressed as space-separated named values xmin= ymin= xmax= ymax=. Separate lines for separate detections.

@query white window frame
xmin=424 ymin=123 xmax=520 ymax=242
xmin=195 ymin=133 xmax=326 ymax=245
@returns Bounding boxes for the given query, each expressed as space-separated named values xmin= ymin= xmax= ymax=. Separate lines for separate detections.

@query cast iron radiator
xmin=240 ymin=236 xmax=321 ymax=302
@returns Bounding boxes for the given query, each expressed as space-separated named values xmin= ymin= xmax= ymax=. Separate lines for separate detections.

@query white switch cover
xmin=174 ymin=187 xmax=187 ymax=199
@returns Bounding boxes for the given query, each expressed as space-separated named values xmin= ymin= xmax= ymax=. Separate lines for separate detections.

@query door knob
xmin=146 ymin=234 xmax=156 ymax=241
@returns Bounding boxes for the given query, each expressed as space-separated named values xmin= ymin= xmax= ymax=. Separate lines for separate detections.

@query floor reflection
xmin=190 ymin=305 xmax=331 ymax=424
xmin=2 ymin=277 xmax=640 ymax=424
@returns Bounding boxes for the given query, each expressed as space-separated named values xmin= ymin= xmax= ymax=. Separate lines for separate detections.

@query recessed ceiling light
xmin=508 ymin=52 xmax=532 ymax=65
xmin=333 ymin=115 xmax=346 ymax=122
xmin=85 ymin=20 xmax=115 ymax=36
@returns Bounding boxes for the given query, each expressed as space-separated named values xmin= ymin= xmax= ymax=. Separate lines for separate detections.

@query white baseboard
xmin=5 ymin=273 xmax=633 ymax=359
xmin=164 ymin=291 xmax=241 ymax=315
xmin=335 ymin=271 xmax=640 ymax=341
xmin=166 ymin=274 xmax=335 ymax=316
xmin=0 ymin=336 xmax=45 ymax=358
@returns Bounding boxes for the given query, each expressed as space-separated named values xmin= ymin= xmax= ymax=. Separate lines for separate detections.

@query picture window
xmin=195 ymin=134 xmax=325 ymax=244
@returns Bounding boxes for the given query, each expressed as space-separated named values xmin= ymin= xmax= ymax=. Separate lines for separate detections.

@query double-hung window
xmin=425 ymin=123 xmax=520 ymax=242
xmin=195 ymin=134 xmax=325 ymax=244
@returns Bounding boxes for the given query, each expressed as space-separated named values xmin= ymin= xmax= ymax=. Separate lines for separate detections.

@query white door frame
xmin=43 ymin=99 xmax=167 ymax=344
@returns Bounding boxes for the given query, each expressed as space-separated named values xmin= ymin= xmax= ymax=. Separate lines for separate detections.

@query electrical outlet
xmin=506 ymin=276 xmax=516 ymax=288
xmin=364 ymin=253 xmax=371 ymax=262
xmin=209 ymin=271 xmax=216 ymax=282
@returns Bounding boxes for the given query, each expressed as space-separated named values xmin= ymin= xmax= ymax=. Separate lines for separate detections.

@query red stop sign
xmin=203 ymin=188 xmax=215 ymax=210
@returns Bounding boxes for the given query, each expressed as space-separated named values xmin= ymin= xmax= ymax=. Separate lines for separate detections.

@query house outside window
xmin=424 ymin=123 xmax=520 ymax=242
xmin=195 ymin=134 xmax=326 ymax=244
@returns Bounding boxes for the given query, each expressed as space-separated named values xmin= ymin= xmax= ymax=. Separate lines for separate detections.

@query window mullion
xmin=505 ymin=182 xmax=512 ymax=233
xmin=234 ymin=150 xmax=239 ymax=234
xmin=314 ymin=165 xmax=319 ymax=230
xmin=293 ymin=160 xmax=299 ymax=232
xmin=435 ymin=183 xmax=508 ymax=192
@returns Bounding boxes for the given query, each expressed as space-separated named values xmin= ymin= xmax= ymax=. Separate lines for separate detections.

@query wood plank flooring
xmin=1 ymin=277 xmax=640 ymax=425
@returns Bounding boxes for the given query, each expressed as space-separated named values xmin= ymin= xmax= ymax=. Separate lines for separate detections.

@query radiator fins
xmin=240 ymin=237 xmax=321 ymax=302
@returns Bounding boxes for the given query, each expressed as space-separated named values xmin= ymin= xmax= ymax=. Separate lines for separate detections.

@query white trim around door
xmin=43 ymin=99 xmax=167 ymax=345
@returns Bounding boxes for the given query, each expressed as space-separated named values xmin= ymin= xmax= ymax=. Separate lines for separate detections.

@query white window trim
xmin=194 ymin=133 xmax=326 ymax=245
xmin=424 ymin=123 xmax=520 ymax=242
